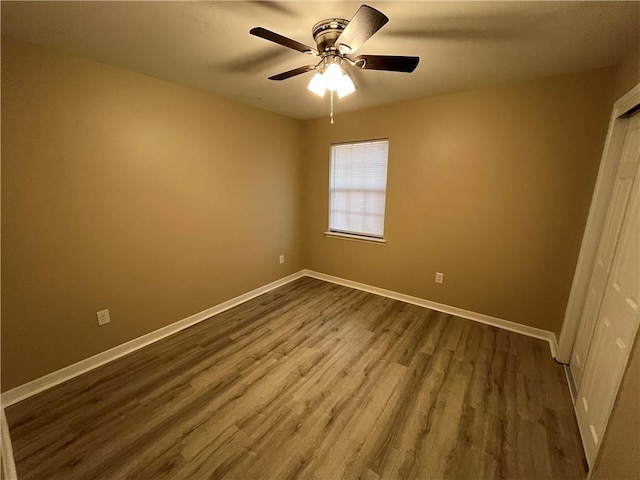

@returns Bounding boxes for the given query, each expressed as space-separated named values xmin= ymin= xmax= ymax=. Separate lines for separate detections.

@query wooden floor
xmin=6 ymin=277 xmax=587 ymax=480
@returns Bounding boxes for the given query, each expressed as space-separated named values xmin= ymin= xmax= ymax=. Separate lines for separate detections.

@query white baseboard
xmin=303 ymin=269 xmax=559 ymax=357
xmin=1 ymin=271 xmax=306 ymax=407
xmin=2 ymin=268 xmax=559 ymax=407
xmin=549 ymin=334 xmax=559 ymax=359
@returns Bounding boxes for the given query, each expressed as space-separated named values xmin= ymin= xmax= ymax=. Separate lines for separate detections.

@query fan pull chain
xmin=330 ymin=90 xmax=334 ymax=124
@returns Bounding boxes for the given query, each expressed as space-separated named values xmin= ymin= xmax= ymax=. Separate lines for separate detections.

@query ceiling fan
xmin=249 ymin=4 xmax=419 ymax=101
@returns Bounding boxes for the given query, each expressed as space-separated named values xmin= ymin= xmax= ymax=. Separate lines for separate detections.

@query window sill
xmin=323 ymin=231 xmax=387 ymax=245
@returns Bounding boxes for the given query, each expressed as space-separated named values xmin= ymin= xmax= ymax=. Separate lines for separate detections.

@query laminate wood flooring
xmin=6 ymin=277 xmax=587 ymax=479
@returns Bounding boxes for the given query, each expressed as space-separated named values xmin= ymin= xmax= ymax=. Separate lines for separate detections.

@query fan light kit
xmin=250 ymin=4 xmax=419 ymax=123
xmin=307 ymin=62 xmax=356 ymax=99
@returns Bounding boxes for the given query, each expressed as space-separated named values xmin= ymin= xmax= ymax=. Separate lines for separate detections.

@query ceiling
xmin=2 ymin=1 xmax=639 ymax=120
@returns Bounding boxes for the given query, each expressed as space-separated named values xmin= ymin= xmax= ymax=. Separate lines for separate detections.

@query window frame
xmin=324 ymin=138 xmax=389 ymax=245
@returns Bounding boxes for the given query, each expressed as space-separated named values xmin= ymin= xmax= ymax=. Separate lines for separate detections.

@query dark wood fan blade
xmin=268 ymin=65 xmax=316 ymax=81
xmin=335 ymin=5 xmax=388 ymax=54
xmin=250 ymin=27 xmax=318 ymax=55
xmin=355 ymin=55 xmax=419 ymax=73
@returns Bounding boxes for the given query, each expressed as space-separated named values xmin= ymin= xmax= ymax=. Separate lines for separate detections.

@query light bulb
xmin=324 ymin=63 xmax=343 ymax=91
xmin=337 ymin=72 xmax=356 ymax=98
xmin=307 ymin=72 xmax=326 ymax=97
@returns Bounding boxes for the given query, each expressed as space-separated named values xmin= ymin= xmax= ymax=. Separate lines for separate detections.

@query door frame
xmin=558 ymin=82 xmax=640 ymax=364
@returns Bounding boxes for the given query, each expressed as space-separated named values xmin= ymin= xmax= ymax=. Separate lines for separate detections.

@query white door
xmin=575 ymin=155 xmax=640 ymax=465
xmin=570 ymin=113 xmax=640 ymax=386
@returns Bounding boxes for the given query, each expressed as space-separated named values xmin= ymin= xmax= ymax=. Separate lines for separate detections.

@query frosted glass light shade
xmin=307 ymin=65 xmax=357 ymax=99
xmin=307 ymin=72 xmax=326 ymax=97
xmin=324 ymin=63 xmax=343 ymax=91
xmin=337 ymin=72 xmax=356 ymax=98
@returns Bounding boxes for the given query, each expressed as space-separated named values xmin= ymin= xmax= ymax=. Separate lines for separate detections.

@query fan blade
xmin=250 ymin=27 xmax=318 ymax=55
xmin=335 ymin=5 xmax=389 ymax=54
xmin=354 ymin=55 xmax=419 ymax=73
xmin=268 ymin=65 xmax=316 ymax=81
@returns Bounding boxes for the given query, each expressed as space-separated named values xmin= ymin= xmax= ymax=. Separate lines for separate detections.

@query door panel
xmin=571 ymin=114 xmax=639 ymax=386
xmin=576 ymin=163 xmax=639 ymax=465
xmin=597 ymin=178 xmax=633 ymax=269
xmin=571 ymin=286 xmax=600 ymax=374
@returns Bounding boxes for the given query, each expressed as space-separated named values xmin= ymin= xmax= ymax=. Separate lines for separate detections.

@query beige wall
xmin=610 ymin=46 xmax=640 ymax=103
xmin=302 ymin=68 xmax=614 ymax=335
xmin=0 ymin=36 xmax=623 ymax=397
xmin=1 ymin=37 xmax=304 ymax=390
xmin=589 ymin=47 xmax=640 ymax=480
xmin=2 ymin=30 xmax=636 ymax=480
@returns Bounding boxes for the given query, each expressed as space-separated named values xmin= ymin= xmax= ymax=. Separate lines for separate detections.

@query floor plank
xmin=6 ymin=277 xmax=587 ymax=479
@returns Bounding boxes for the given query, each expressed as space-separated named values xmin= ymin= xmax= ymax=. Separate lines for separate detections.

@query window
xmin=328 ymin=139 xmax=389 ymax=241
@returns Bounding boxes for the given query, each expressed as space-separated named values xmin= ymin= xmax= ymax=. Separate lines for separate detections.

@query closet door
xmin=575 ymin=161 xmax=639 ymax=465
xmin=570 ymin=113 xmax=639 ymax=386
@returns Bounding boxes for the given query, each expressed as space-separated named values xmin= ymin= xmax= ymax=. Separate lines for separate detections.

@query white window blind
xmin=329 ymin=139 xmax=389 ymax=238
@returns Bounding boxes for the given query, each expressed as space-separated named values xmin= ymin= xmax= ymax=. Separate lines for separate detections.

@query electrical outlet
xmin=96 ymin=309 xmax=111 ymax=326
xmin=279 ymin=254 xmax=285 ymax=264
xmin=435 ymin=272 xmax=444 ymax=284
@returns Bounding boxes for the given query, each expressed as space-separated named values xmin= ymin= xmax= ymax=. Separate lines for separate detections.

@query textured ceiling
xmin=2 ymin=1 xmax=639 ymax=119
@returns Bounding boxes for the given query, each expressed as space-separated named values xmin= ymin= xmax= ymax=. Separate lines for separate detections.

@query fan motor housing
xmin=312 ymin=18 xmax=349 ymax=53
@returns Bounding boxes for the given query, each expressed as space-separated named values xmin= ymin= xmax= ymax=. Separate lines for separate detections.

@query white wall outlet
xmin=96 ymin=309 xmax=111 ymax=326
xmin=279 ymin=254 xmax=285 ymax=264
xmin=435 ymin=272 xmax=444 ymax=284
